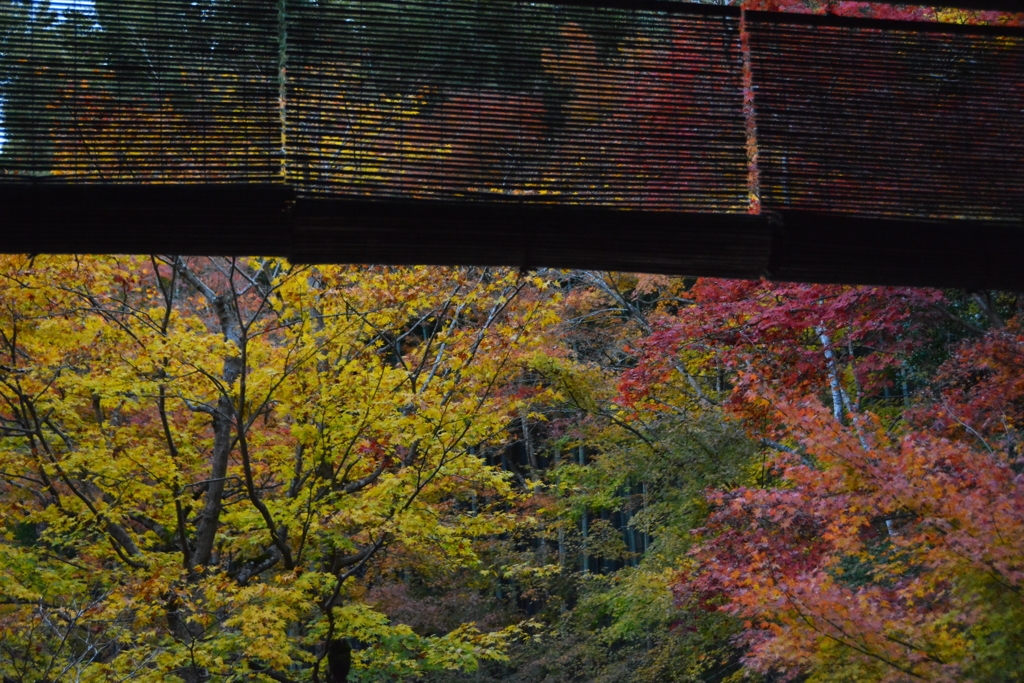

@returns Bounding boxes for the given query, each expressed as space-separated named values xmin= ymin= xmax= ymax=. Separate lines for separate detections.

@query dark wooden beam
xmin=1 ymin=183 xmax=293 ymax=256
xmin=289 ymin=198 xmax=772 ymax=281
xmin=766 ymin=211 xmax=1024 ymax=291
xmin=2 ymin=184 xmax=1022 ymax=290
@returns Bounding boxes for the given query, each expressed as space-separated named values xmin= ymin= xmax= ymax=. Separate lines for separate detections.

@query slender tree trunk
xmin=555 ymin=444 xmax=565 ymax=568
xmin=625 ymin=504 xmax=637 ymax=566
xmin=327 ymin=638 xmax=351 ymax=683
xmin=522 ymin=408 xmax=538 ymax=471
xmin=972 ymin=290 xmax=1006 ymax=329
xmin=192 ymin=360 xmax=240 ymax=568
xmin=579 ymin=445 xmax=588 ymax=574
xmin=817 ymin=326 xmax=844 ymax=422
xmin=169 ymin=262 xmax=245 ymax=570
xmin=642 ymin=481 xmax=650 ymax=553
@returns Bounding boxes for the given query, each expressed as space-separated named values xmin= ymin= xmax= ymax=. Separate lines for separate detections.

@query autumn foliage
xmin=0 ymin=255 xmax=1021 ymax=683
xmin=609 ymin=278 xmax=1024 ymax=682
xmin=0 ymin=257 xmax=559 ymax=682
xmin=687 ymin=392 xmax=1024 ymax=681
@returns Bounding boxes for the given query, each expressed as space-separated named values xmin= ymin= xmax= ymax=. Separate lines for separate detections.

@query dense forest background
xmin=1 ymin=256 xmax=1022 ymax=683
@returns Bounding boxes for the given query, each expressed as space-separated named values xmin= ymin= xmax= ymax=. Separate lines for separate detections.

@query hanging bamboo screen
xmin=748 ymin=12 xmax=1024 ymax=220
xmin=286 ymin=1 xmax=748 ymax=211
xmin=0 ymin=0 xmax=282 ymax=181
xmin=1 ymin=0 xmax=1022 ymax=220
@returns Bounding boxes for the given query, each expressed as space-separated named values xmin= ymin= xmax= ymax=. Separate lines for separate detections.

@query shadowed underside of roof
xmin=1 ymin=0 xmax=1022 ymax=288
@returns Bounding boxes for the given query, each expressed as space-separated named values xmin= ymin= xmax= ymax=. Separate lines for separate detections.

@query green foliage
xmin=961 ymin=571 xmax=1024 ymax=683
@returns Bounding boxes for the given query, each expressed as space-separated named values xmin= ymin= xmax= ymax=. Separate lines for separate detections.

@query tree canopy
xmin=0 ymin=257 xmax=559 ymax=682
xmin=2 ymin=256 xmax=1022 ymax=683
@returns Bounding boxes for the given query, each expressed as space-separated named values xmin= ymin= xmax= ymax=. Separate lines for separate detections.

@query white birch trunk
xmin=817 ymin=326 xmax=844 ymax=422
